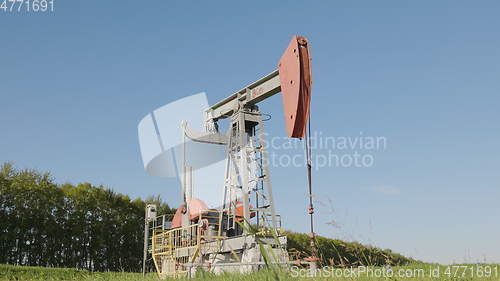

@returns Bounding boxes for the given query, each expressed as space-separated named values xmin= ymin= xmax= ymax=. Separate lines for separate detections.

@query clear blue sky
xmin=1 ymin=1 xmax=499 ymax=264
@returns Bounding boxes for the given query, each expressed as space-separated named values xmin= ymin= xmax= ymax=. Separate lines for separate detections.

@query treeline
xmin=286 ymin=231 xmax=415 ymax=266
xmin=0 ymin=162 xmax=414 ymax=272
xmin=0 ymin=163 xmax=174 ymax=272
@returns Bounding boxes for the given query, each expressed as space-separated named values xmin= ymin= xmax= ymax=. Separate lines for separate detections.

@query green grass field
xmin=1 ymin=263 xmax=499 ymax=281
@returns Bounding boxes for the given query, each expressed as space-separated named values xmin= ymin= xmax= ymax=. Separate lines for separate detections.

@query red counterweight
xmin=278 ymin=36 xmax=312 ymax=139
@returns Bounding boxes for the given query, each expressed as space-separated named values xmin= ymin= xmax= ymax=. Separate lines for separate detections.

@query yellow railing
xmin=151 ymin=209 xmax=281 ymax=278
xmin=151 ymin=210 xmax=225 ymax=278
xmin=151 ymin=223 xmax=200 ymax=278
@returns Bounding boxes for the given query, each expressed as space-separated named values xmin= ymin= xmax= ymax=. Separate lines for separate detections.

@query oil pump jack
xmin=141 ymin=36 xmax=314 ymax=278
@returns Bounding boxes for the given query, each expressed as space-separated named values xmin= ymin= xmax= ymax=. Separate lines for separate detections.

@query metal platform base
xmin=158 ymin=234 xmax=288 ymax=278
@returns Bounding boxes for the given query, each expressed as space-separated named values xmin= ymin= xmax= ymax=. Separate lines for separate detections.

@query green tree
xmin=0 ymin=162 xmax=175 ymax=272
